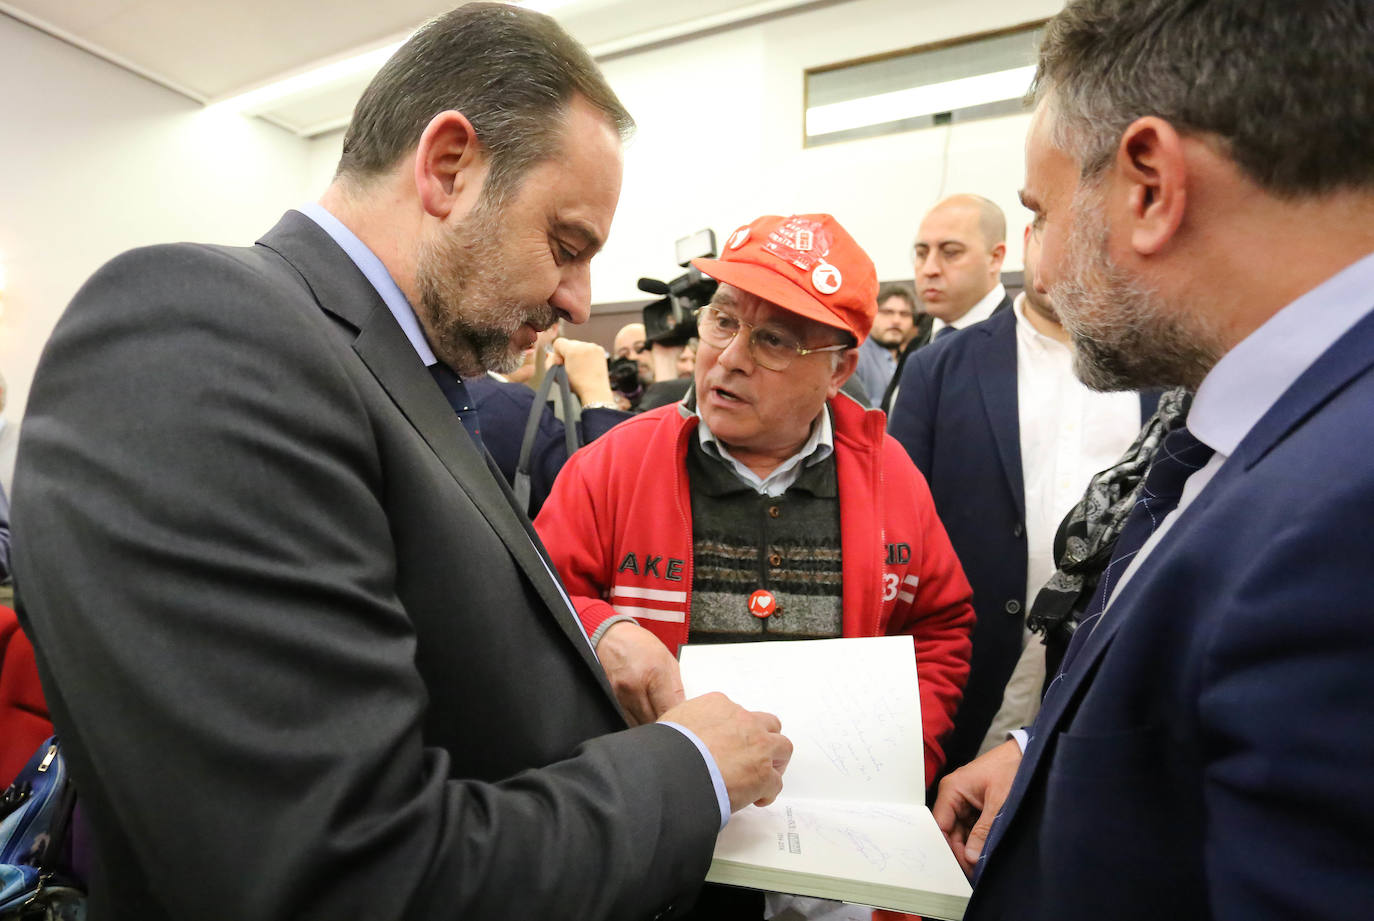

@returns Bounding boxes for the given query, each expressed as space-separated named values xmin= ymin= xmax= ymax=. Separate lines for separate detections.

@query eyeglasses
xmin=694 ymin=305 xmax=850 ymax=372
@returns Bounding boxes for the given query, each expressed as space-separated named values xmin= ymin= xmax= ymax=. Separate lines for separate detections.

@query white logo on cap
xmin=812 ymin=260 xmax=842 ymax=295
xmin=728 ymin=226 xmax=751 ymax=250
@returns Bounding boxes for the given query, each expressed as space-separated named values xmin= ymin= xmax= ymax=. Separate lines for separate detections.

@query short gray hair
xmin=1032 ymin=0 xmax=1374 ymax=196
xmin=337 ymin=2 xmax=633 ymax=200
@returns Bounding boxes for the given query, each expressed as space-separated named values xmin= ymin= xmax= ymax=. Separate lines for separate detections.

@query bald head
xmin=931 ymin=194 xmax=1006 ymax=249
xmin=614 ymin=322 xmax=653 ymax=382
xmin=914 ymin=194 xmax=1007 ymax=323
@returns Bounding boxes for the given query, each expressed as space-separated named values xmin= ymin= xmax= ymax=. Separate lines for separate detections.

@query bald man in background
xmin=884 ymin=196 xmax=1012 ymax=412
xmin=613 ymin=322 xmax=654 ymax=382
xmin=915 ymin=195 xmax=1011 ymax=337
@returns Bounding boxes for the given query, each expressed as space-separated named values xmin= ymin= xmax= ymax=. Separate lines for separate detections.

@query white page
xmin=714 ymin=798 xmax=969 ymax=899
xmin=679 ymin=636 xmax=925 ymax=805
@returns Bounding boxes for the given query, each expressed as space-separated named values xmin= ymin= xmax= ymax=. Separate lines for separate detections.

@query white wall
xmin=595 ymin=0 xmax=1061 ymax=302
xmin=305 ymin=128 xmax=346 ymax=200
xmin=305 ymin=0 xmax=1058 ymax=307
xmin=4 ymin=0 xmax=1058 ymax=419
xmin=0 ymin=14 xmax=310 ymax=423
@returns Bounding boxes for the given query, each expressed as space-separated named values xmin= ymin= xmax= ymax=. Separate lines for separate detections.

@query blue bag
xmin=0 ymin=737 xmax=83 ymax=919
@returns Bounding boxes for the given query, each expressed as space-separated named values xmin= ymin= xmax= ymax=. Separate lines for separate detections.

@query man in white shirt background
xmin=889 ymin=218 xmax=1155 ymax=790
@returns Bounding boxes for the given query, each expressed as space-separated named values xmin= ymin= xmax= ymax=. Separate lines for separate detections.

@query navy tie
xmin=1047 ymin=425 xmax=1214 ymax=691
xmin=428 ymin=363 xmax=486 ymax=455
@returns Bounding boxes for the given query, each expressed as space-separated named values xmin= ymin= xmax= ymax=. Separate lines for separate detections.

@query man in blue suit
xmin=933 ymin=1 xmax=1374 ymax=918
xmin=890 ymin=220 xmax=1155 ymax=786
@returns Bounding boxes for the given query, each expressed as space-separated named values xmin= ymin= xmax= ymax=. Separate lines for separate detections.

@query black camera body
xmin=637 ymin=228 xmax=720 ymax=348
xmin=606 ymin=356 xmax=642 ymax=401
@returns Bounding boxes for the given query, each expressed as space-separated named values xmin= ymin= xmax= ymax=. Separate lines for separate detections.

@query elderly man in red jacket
xmin=537 ymin=214 xmax=974 ymax=797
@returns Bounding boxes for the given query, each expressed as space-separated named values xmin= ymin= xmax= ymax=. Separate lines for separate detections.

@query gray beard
xmin=1052 ymin=192 xmax=1222 ymax=393
xmin=414 ymin=202 xmax=553 ymax=378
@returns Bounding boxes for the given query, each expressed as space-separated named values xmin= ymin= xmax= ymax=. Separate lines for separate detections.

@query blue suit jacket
xmin=967 ymin=303 xmax=1374 ymax=920
xmin=888 ymin=304 xmax=1156 ymax=780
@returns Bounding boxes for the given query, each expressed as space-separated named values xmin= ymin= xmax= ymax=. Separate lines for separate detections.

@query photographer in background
xmin=610 ymin=322 xmax=653 ymax=410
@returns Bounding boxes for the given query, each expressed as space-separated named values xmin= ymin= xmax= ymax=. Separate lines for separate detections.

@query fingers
xmin=660 ymin=693 xmax=792 ymax=813
xmin=752 ymin=726 xmax=792 ymax=807
xmin=645 ymin=672 xmax=686 ymax=720
xmin=933 ymin=782 xmax=977 ymax=874
xmin=752 ymin=709 xmax=782 ymax=734
xmin=962 ymin=808 xmax=999 ymax=870
xmin=931 ymin=773 xmax=970 ymax=835
xmin=932 ymin=739 xmax=1023 ymax=876
xmin=598 ymin=621 xmax=681 ymax=725
xmin=617 ymin=687 xmax=653 ymax=728
xmin=551 ymin=338 xmax=615 ymax=403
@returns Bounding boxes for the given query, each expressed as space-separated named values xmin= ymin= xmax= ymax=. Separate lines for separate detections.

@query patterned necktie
xmin=428 ymin=363 xmax=486 ymax=455
xmin=1048 ymin=425 xmax=1215 ymax=686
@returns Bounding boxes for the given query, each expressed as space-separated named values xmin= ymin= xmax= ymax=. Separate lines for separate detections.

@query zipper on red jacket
xmin=676 ymin=415 xmax=697 ymax=643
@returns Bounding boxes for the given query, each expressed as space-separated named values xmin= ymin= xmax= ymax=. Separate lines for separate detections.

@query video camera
xmin=636 ymin=228 xmax=719 ymax=348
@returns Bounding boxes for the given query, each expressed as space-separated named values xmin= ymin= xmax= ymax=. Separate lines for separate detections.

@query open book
xmin=679 ymin=636 xmax=972 ymax=920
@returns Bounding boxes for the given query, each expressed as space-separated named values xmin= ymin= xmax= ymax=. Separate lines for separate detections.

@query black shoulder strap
xmin=514 ymin=366 xmax=580 ymax=514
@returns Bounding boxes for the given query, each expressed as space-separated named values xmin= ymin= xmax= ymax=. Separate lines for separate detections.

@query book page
xmin=714 ymin=798 xmax=969 ymax=899
xmin=679 ymin=636 xmax=925 ymax=804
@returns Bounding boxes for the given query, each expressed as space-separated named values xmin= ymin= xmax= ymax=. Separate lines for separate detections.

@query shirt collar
xmin=1190 ymin=250 xmax=1374 ymax=457
xmin=694 ymin=403 xmax=834 ymax=495
xmin=931 ymin=283 xmax=1006 ymax=336
xmin=297 ymin=202 xmax=437 ymax=367
xmin=1013 ymin=291 xmax=1069 ymax=354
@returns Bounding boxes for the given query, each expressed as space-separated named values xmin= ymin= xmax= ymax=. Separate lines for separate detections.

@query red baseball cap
xmin=691 ymin=214 xmax=878 ymax=342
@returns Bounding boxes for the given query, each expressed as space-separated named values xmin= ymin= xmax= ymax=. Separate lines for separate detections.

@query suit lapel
xmin=1232 ymin=302 xmax=1374 ymax=471
xmin=981 ymin=479 xmax=1208 ymax=868
xmin=972 ymin=309 xmax=1025 ymax=514
xmin=257 ymin=211 xmax=618 ymax=706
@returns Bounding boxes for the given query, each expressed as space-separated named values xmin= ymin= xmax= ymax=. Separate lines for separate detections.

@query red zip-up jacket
xmin=535 ymin=394 xmax=975 ymax=783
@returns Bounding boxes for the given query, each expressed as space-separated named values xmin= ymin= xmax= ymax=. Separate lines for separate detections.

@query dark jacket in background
xmin=888 ymin=305 xmax=1157 ymax=783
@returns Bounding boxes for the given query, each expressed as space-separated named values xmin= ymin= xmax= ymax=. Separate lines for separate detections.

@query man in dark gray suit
xmin=10 ymin=5 xmax=790 ymax=920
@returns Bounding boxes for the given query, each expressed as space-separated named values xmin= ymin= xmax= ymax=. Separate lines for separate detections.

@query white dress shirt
xmin=930 ymin=283 xmax=1007 ymax=337
xmin=696 ymin=406 xmax=834 ymax=497
xmin=979 ymin=295 xmax=1142 ymax=751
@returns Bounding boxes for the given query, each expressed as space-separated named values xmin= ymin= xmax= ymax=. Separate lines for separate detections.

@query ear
xmin=413 ymin=110 xmax=489 ymax=219
xmin=988 ymin=240 xmax=1007 ymax=275
xmin=827 ymin=348 xmax=861 ymax=397
xmin=1115 ymin=116 xmax=1187 ymax=256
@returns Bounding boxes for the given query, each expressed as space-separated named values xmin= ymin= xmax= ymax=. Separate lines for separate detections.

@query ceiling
xmin=1 ymin=0 xmax=840 ymax=136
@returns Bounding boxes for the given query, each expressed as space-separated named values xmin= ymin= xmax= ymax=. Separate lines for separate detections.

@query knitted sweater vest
xmin=684 ymin=436 xmax=844 ymax=643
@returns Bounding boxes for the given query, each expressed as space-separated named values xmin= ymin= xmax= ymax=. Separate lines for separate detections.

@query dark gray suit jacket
xmin=12 ymin=211 xmax=718 ymax=921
